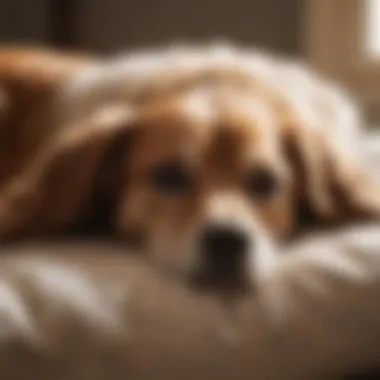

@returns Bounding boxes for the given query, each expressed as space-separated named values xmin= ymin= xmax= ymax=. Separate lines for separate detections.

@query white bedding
xmin=0 ymin=222 xmax=379 ymax=380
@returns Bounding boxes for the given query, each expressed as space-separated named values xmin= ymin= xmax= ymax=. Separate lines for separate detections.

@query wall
xmin=0 ymin=0 xmax=49 ymax=44
xmin=77 ymin=0 xmax=302 ymax=55
xmin=0 ymin=0 xmax=302 ymax=55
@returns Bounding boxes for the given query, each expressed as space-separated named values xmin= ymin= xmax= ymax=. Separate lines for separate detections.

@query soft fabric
xmin=0 ymin=221 xmax=380 ymax=380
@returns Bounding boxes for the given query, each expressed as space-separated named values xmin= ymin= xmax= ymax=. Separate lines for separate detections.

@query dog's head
xmin=113 ymin=86 xmax=293 ymax=290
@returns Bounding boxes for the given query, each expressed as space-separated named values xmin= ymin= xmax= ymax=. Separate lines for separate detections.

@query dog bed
xmin=0 ymin=222 xmax=379 ymax=380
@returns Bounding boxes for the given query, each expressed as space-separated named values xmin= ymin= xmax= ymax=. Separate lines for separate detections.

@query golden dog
xmin=0 ymin=43 xmax=379 ymax=290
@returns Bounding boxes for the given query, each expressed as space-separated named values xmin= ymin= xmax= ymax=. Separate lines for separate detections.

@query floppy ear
xmin=0 ymin=104 xmax=137 ymax=240
xmin=283 ymin=121 xmax=380 ymax=229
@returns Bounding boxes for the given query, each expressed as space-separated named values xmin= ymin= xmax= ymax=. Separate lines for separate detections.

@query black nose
xmin=198 ymin=224 xmax=250 ymax=287
xmin=201 ymin=225 xmax=249 ymax=257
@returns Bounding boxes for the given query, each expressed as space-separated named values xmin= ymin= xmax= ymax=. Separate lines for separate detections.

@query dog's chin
xmin=190 ymin=267 xmax=255 ymax=296
xmin=145 ymin=241 xmax=252 ymax=295
xmin=136 ymin=230 xmax=280 ymax=296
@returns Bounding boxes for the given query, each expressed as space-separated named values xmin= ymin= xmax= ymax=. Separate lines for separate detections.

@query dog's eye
xmin=149 ymin=162 xmax=193 ymax=195
xmin=246 ymin=168 xmax=279 ymax=199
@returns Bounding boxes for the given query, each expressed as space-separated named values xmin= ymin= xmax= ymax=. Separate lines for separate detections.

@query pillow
xmin=0 ymin=223 xmax=380 ymax=380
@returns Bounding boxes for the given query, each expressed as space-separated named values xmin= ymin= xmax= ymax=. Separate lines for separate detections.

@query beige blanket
xmin=0 ymin=224 xmax=379 ymax=380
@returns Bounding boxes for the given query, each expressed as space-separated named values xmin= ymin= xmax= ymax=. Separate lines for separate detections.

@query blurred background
xmin=1 ymin=0 xmax=380 ymax=124
xmin=0 ymin=0 xmax=302 ymax=54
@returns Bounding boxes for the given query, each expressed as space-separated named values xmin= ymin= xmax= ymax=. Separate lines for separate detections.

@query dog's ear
xmin=283 ymin=119 xmax=380 ymax=229
xmin=0 ymin=104 xmax=139 ymax=239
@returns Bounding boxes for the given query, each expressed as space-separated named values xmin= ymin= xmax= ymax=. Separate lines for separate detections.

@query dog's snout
xmin=197 ymin=224 xmax=251 ymax=289
xmin=201 ymin=225 xmax=249 ymax=258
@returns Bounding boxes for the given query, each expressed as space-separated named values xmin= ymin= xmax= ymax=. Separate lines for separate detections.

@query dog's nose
xmin=198 ymin=224 xmax=250 ymax=287
xmin=201 ymin=225 xmax=248 ymax=257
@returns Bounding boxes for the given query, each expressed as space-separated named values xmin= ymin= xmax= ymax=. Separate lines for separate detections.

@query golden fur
xmin=0 ymin=47 xmax=90 ymax=182
xmin=0 ymin=44 xmax=379 ymax=287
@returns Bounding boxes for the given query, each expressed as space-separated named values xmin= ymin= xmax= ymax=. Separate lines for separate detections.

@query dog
xmin=0 ymin=43 xmax=379 ymax=291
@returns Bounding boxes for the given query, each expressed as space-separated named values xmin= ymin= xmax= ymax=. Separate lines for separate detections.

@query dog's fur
xmin=0 ymin=47 xmax=91 ymax=182
xmin=0 ymin=43 xmax=379 ymax=286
